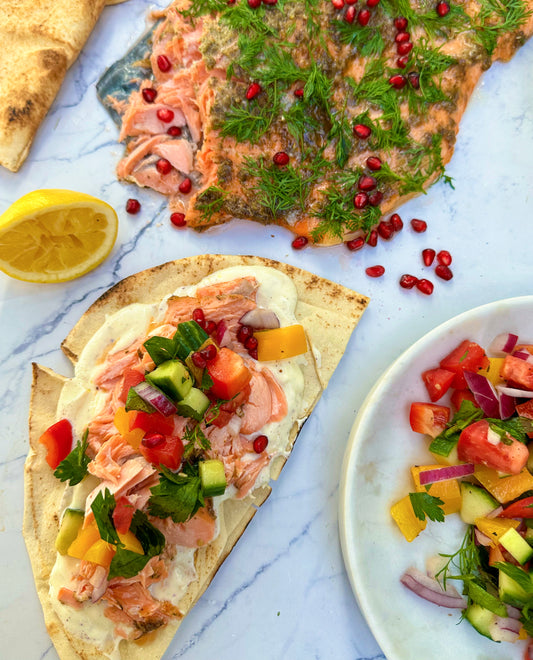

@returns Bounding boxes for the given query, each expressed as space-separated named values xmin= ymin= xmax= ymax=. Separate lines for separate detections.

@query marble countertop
xmin=1 ymin=2 xmax=532 ymax=659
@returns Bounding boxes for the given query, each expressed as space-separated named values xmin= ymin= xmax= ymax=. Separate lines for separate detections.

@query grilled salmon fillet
xmin=104 ymin=0 xmax=533 ymax=245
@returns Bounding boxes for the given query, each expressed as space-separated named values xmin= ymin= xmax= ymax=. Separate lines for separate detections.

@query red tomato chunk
xmin=207 ymin=347 xmax=252 ymax=400
xmin=422 ymin=368 xmax=455 ymax=402
xmin=501 ymin=355 xmax=533 ymax=391
xmin=139 ymin=434 xmax=184 ymax=471
xmin=409 ymin=402 xmax=450 ymax=438
xmin=39 ymin=418 xmax=73 ymax=469
xmin=457 ymin=419 xmax=528 ymax=475
xmin=439 ymin=340 xmax=489 ymax=389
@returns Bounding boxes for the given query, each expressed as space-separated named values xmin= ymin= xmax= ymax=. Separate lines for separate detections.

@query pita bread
xmin=24 ymin=255 xmax=369 ymax=659
xmin=0 ymin=0 xmax=125 ymax=172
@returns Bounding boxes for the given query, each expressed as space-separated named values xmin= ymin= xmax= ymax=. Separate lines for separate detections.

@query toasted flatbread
xmin=24 ymin=255 xmax=369 ymax=659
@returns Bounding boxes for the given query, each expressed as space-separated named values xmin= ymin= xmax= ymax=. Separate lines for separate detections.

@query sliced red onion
xmin=425 ymin=555 xmax=447 ymax=580
xmin=497 ymin=384 xmax=533 ymax=399
xmin=489 ymin=616 xmax=521 ymax=642
xmin=489 ymin=333 xmax=518 ymax=356
xmin=474 ymin=528 xmax=493 ymax=546
xmin=419 ymin=463 xmax=475 ymax=486
xmin=499 ymin=391 xmax=516 ymax=420
xmin=513 ymin=349 xmax=531 ymax=361
xmin=463 ymin=370 xmax=501 ymax=418
xmin=400 ymin=567 xmax=467 ymax=609
xmin=215 ymin=319 xmax=232 ymax=348
xmin=133 ymin=381 xmax=177 ymax=416
xmin=486 ymin=505 xmax=503 ymax=519
xmin=506 ymin=604 xmax=521 ymax=620
xmin=239 ymin=308 xmax=280 ymax=330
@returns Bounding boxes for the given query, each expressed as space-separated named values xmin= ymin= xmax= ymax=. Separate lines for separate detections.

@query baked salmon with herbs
xmin=100 ymin=0 xmax=533 ymax=245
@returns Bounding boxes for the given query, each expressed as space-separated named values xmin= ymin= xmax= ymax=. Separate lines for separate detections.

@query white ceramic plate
xmin=339 ymin=296 xmax=533 ymax=660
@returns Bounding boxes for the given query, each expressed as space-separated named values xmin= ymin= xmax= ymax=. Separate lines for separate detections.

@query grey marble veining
xmin=0 ymin=1 xmax=532 ymax=658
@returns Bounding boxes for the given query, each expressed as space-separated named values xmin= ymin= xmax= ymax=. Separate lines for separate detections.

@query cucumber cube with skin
xmin=199 ymin=459 xmax=227 ymax=497
xmin=176 ymin=387 xmax=210 ymax=421
xmin=499 ymin=527 xmax=533 ymax=564
xmin=146 ymin=360 xmax=192 ymax=401
xmin=460 ymin=482 xmax=499 ymax=524
xmin=55 ymin=508 xmax=84 ymax=555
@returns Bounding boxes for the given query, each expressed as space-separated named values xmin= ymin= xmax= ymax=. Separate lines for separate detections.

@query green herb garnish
xmin=53 ymin=429 xmax=91 ymax=486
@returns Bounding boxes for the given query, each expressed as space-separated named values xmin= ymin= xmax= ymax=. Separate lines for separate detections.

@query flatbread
xmin=0 ymin=0 xmax=125 ymax=172
xmin=24 ymin=255 xmax=369 ymax=659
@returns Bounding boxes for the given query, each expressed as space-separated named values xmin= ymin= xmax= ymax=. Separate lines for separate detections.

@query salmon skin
xmin=99 ymin=0 xmax=533 ymax=245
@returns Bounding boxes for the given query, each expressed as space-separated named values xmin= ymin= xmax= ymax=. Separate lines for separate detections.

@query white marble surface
xmin=0 ymin=2 xmax=532 ymax=659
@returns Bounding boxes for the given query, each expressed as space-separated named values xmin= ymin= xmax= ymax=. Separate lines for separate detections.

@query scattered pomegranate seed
xmin=201 ymin=344 xmax=218 ymax=362
xmin=354 ymin=192 xmax=369 ymax=209
xmin=358 ymin=175 xmax=377 ymax=191
xmin=353 ymin=123 xmax=372 ymax=139
xmin=408 ymin=71 xmax=420 ymax=89
xmin=246 ymin=82 xmax=262 ymax=100
xmin=366 ymin=0 xmax=380 ymax=6
xmin=205 ymin=320 xmax=217 ymax=335
xmin=345 ymin=0 xmax=357 ymax=4
xmin=292 ymin=236 xmax=308 ymax=250
xmin=157 ymin=55 xmax=171 ymax=73
xmin=294 ymin=88 xmax=304 ymax=97
xmin=357 ymin=8 xmax=371 ymax=25
xmin=411 ymin=218 xmax=428 ymax=232
xmin=367 ymin=229 xmax=378 ymax=246
xmin=227 ymin=0 xmax=236 ymax=4
xmin=157 ymin=108 xmax=175 ymax=123
xmin=125 ymin=198 xmax=141 ymax=215
xmin=192 ymin=352 xmax=207 ymax=369
xmin=377 ymin=220 xmax=394 ymax=239
xmin=436 ymin=1 xmax=450 ymax=17
xmin=416 ymin=279 xmax=434 ymax=295
xmin=253 ymin=434 xmax=269 ymax=453
xmin=368 ymin=190 xmax=383 ymax=206
xmin=249 ymin=347 xmax=258 ymax=360
xmin=167 ymin=126 xmax=182 ymax=137
xmin=156 ymin=158 xmax=172 ymax=175
xmin=395 ymin=31 xmax=410 ymax=43
xmin=346 ymin=237 xmax=365 ymax=251
xmin=389 ymin=74 xmax=407 ymax=89
xmin=397 ymin=55 xmax=409 ymax=68
xmin=245 ymin=336 xmax=259 ymax=351
xmin=179 ymin=177 xmax=192 ymax=194
xmin=142 ymin=433 xmax=165 ymax=448
xmin=366 ymin=265 xmax=385 ymax=278
xmin=238 ymin=325 xmax=254 ymax=344
xmin=366 ymin=156 xmax=382 ymax=171
xmin=170 ymin=212 xmax=186 ymax=227
xmin=422 ymin=248 xmax=436 ymax=266
xmin=332 ymin=0 xmax=344 ymax=8
xmin=435 ymin=264 xmax=453 ymax=281
xmin=397 ymin=41 xmax=414 ymax=56
xmin=345 ymin=5 xmax=356 ymax=22
xmin=399 ymin=274 xmax=418 ymax=289
xmin=394 ymin=16 xmax=408 ymax=31
xmin=263 ymin=0 xmax=278 ymax=5
xmin=142 ymin=88 xmax=157 ymax=103
xmin=192 ymin=308 xmax=205 ymax=324
xmin=437 ymin=250 xmax=452 ymax=266
xmin=248 ymin=0 xmax=261 ymax=7
xmin=390 ymin=213 xmax=403 ymax=231
xmin=273 ymin=151 xmax=290 ymax=166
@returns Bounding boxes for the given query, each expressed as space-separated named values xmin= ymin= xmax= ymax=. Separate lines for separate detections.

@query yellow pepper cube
xmin=391 ymin=495 xmax=427 ymax=542
xmin=478 ymin=357 xmax=505 ymax=386
xmin=118 ymin=530 xmax=144 ymax=555
xmin=475 ymin=516 xmax=520 ymax=545
xmin=255 ymin=325 xmax=308 ymax=361
xmin=410 ymin=465 xmax=461 ymax=515
xmin=474 ymin=465 xmax=533 ymax=503
xmin=83 ymin=539 xmax=116 ymax=568
xmin=113 ymin=406 xmax=145 ymax=449
xmin=67 ymin=521 xmax=101 ymax=560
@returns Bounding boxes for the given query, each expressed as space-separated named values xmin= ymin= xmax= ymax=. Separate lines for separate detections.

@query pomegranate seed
xmin=399 ymin=274 xmax=418 ymax=289
xmin=205 ymin=320 xmax=217 ymax=335
xmin=422 ymin=248 xmax=436 ymax=266
xmin=437 ymin=250 xmax=452 ymax=266
xmin=395 ymin=31 xmax=410 ymax=43
xmin=354 ymin=192 xmax=369 ymax=209
xmin=179 ymin=177 xmax=192 ymax=194
xmin=411 ymin=218 xmax=427 ymax=232
xmin=227 ymin=0 xmax=236 ymax=4
xmin=126 ymin=198 xmax=141 ymax=215
xmin=366 ymin=156 xmax=382 ymax=171
xmin=377 ymin=220 xmax=394 ymax=239
xmin=170 ymin=212 xmax=186 ymax=227
xmin=394 ymin=16 xmax=408 ymax=30
xmin=157 ymin=108 xmax=175 ymax=123
xmin=366 ymin=229 xmax=378 ymax=246
xmin=358 ymin=175 xmax=377 ymax=191
xmin=157 ymin=55 xmax=171 ymax=73
xmin=156 ymin=158 xmax=172 ymax=175
xmin=416 ymin=278 xmax=434 ymax=295
xmin=408 ymin=71 xmax=420 ymax=89
xmin=200 ymin=344 xmax=218 ymax=362
xmin=353 ymin=123 xmax=372 ymax=139
xmin=273 ymin=151 xmax=290 ymax=166
xmin=389 ymin=74 xmax=407 ymax=89
xmin=292 ymin=236 xmax=308 ymax=250
xmin=345 ymin=5 xmax=356 ymax=22
xmin=167 ymin=126 xmax=182 ymax=137
xmin=237 ymin=325 xmax=254 ymax=343
xmin=294 ymin=88 xmax=304 ymax=97
xmin=263 ymin=0 xmax=278 ymax=5
xmin=357 ymin=8 xmax=370 ymax=25
xmin=366 ymin=0 xmax=380 ymax=5
xmin=345 ymin=0 xmax=357 ymax=4
xmin=192 ymin=308 xmax=205 ymax=323
xmin=142 ymin=433 xmax=165 ymax=448
xmin=246 ymin=82 xmax=262 ymax=100
xmin=397 ymin=55 xmax=409 ymax=68
xmin=142 ymin=88 xmax=157 ymax=103
xmin=332 ymin=0 xmax=344 ymax=8
xmin=436 ymin=1 xmax=450 ymax=17
xmin=390 ymin=213 xmax=403 ymax=231
xmin=397 ymin=41 xmax=414 ymax=56
xmin=346 ymin=237 xmax=365 ymax=251
xmin=253 ymin=434 xmax=269 ymax=453
xmin=435 ymin=264 xmax=453 ymax=281
xmin=248 ymin=0 xmax=261 ymax=7
xmin=366 ymin=265 xmax=385 ymax=278
xmin=248 ymin=347 xmax=258 ymax=360
xmin=368 ymin=190 xmax=383 ymax=206
xmin=192 ymin=352 xmax=207 ymax=369
xmin=245 ymin=336 xmax=258 ymax=350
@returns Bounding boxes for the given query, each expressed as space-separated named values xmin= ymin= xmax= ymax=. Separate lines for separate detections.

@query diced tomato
xmin=450 ymin=388 xmax=479 ymax=411
xmin=457 ymin=419 xmax=529 ymax=474
xmin=119 ymin=369 xmax=145 ymax=403
xmin=139 ymin=434 xmax=184 ymax=471
xmin=129 ymin=410 xmax=175 ymax=436
xmin=207 ymin=347 xmax=252 ymax=400
xmin=499 ymin=495 xmax=533 ymax=519
xmin=501 ymin=355 xmax=533 ymax=391
xmin=409 ymin=402 xmax=450 ymax=438
xmin=112 ymin=496 xmax=135 ymax=534
xmin=38 ymin=419 xmax=73 ymax=469
xmin=517 ymin=399 xmax=533 ymax=420
xmin=439 ymin=340 xmax=490 ymax=389
xmin=422 ymin=368 xmax=455 ymax=402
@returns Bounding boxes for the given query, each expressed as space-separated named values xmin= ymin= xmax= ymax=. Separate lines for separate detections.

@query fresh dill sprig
xmin=473 ymin=0 xmax=532 ymax=56
xmin=222 ymin=2 xmax=279 ymax=36
xmin=182 ymin=423 xmax=211 ymax=461
xmin=334 ymin=22 xmax=386 ymax=57
xmin=194 ymin=186 xmax=228 ymax=223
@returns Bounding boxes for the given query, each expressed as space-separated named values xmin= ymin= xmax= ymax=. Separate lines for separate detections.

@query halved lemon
xmin=0 ymin=189 xmax=118 ymax=283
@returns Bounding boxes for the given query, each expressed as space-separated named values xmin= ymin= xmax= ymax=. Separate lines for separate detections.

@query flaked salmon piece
xmin=261 ymin=367 xmax=289 ymax=424
xmin=74 ymin=561 xmax=108 ymax=604
xmin=196 ymin=276 xmax=258 ymax=299
xmin=88 ymin=436 xmax=138 ymax=483
xmin=233 ymin=453 xmax=270 ymax=500
xmin=162 ymin=295 xmax=198 ymax=326
xmin=240 ymin=370 xmax=273 ymax=435
xmin=57 ymin=587 xmax=82 ymax=610
xmin=118 ymin=96 xmax=187 ymax=141
xmin=150 ymin=506 xmax=217 ymax=548
xmin=152 ymin=138 xmax=194 ymax=174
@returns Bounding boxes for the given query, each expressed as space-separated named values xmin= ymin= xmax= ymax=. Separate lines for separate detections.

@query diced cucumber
xmin=176 ymin=387 xmax=210 ymax=421
xmin=460 ymin=482 xmax=499 ymax=524
xmin=55 ymin=508 xmax=84 ymax=555
xmin=464 ymin=603 xmax=497 ymax=640
xmin=499 ymin=569 xmax=531 ymax=607
xmin=466 ymin=581 xmax=507 ymax=617
xmin=429 ymin=436 xmax=459 ymax=460
xmin=525 ymin=527 xmax=533 ymax=545
xmin=199 ymin=459 xmax=227 ymax=497
xmin=499 ymin=528 xmax=533 ymax=564
xmin=174 ymin=321 xmax=209 ymax=362
xmin=146 ymin=360 xmax=192 ymax=401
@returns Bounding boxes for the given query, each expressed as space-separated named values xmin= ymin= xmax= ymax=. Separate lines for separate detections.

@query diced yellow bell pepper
xmin=475 ymin=516 xmax=520 ymax=544
xmin=474 ymin=465 xmax=533 ymax=503
xmin=477 ymin=357 xmax=505 ymax=386
xmin=391 ymin=495 xmax=427 ymax=542
xmin=410 ymin=466 xmax=461 ymax=515
xmin=67 ymin=521 xmax=101 ymax=560
xmin=255 ymin=325 xmax=308 ymax=361
xmin=118 ymin=530 xmax=144 ymax=555
xmin=430 ymin=445 xmax=460 ymax=467
xmin=519 ymin=626 xmax=529 ymax=640
xmin=83 ymin=539 xmax=116 ymax=568
xmin=113 ymin=406 xmax=145 ymax=449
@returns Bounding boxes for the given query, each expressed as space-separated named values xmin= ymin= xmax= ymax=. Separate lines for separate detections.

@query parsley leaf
xmin=409 ymin=492 xmax=445 ymax=523
xmin=148 ymin=464 xmax=205 ymax=523
xmin=91 ymin=489 xmax=121 ymax=545
xmin=53 ymin=429 xmax=91 ymax=486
